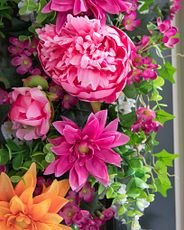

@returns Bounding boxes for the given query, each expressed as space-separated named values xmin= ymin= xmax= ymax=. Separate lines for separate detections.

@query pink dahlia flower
xmin=42 ymin=0 xmax=133 ymax=32
xmin=37 ymin=15 xmax=135 ymax=103
xmin=9 ymin=87 xmax=52 ymax=140
xmin=45 ymin=110 xmax=129 ymax=191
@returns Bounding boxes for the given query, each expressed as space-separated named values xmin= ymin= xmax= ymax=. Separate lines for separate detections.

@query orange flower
xmin=0 ymin=163 xmax=71 ymax=230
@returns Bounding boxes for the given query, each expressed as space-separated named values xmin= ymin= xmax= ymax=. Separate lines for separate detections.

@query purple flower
xmin=122 ymin=12 xmax=141 ymax=31
xmin=11 ymin=54 xmax=32 ymax=75
xmin=79 ymin=182 xmax=95 ymax=202
xmin=59 ymin=203 xmax=80 ymax=225
xmin=45 ymin=110 xmax=129 ymax=191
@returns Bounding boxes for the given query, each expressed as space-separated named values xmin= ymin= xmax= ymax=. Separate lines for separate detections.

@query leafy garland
xmin=0 ymin=0 xmax=181 ymax=230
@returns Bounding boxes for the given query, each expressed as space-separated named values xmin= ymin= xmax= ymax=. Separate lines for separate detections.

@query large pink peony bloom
xmin=42 ymin=0 xmax=133 ymax=32
xmin=44 ymin=110 xmax=129 ymax=191
xmin=9 ymin=87 xmax=51 ymax=140
xmin=37 ymin=15 xmax=135 ymax=103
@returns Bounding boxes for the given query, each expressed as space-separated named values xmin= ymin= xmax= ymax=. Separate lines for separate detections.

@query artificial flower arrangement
xmin=0 ymin=0 xmax=181 ymax=229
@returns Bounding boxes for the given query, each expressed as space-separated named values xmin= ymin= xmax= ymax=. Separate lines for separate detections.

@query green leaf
xmin=120 ymin=111 xmax=136 ymax=128
xmin=123 ymin=84 xmax=138 ymax=98
xmin=106 ymin=186 xmax=115 ymax=199
xmin=155 ymin=176 xmax=172 ymax=197
xmin=158 ymin=62 xmax=176 ymax=83
xmin=0 ymin=149 xmax=9 ymax=164
xmin=134 ymin=177 xmax=149 ymax=189
xmin=153 ymin=149 xmax=178 ymax=167
xmin=156 ymin=109 xmax=175 ymax=124
xmin=12 ymin=154 xmax=23 ymax=170
xmin=10 ymin=176 xmax=22 ymax=183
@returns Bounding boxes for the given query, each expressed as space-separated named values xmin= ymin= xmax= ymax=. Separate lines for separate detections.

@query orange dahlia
xmin=0 ymin=163 xmax=71 ymax=230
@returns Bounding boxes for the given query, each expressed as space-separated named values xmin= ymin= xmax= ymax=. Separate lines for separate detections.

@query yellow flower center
xmin=78 ymin=144 xmax=89 ymax=154
xmin=15 ymin=215 xmax=31 ymax=228
xmin=23 ymin=60 xmax=29 ymax=65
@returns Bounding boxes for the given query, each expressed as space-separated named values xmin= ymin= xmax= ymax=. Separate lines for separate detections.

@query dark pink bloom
xmin=136 ymin=35 xmax=150 ymax=51
xmin=11 ymin=54 xmax=32 ymax=75
xmin=0 ymin=165 xmax=6 ymax=173
xmin=8 ymin=37 xmax=29 ymax=56
xmin=45 ymin=110 xmax=129 ymax=191
xmin=72 ymin=210 xmax=91 ymax=227
xmin=42 ymin=0 xmax=133 ymax=32
xmin=0 ymin=88 xmax=9 ymax=105
xmin=79 ymin=182 xmax=95 ymax=202
xmin=102 ymin=207 xmax=115 ymax=221
xmin=122 ymin=12 xmax=140 ymax=31
xmin=59 ymin=203 xmax=80 ymax=225
xmin=157 ymin=17 xmax=179 ymax=48
xmin=37 ymin=15 xmax=135 ymax=103
xmin=170 ymin=0 xmax=182 ymax=19
xmin=66 ymin=191 xmax=80 ymax=205
xmin=62 ymin=94 xmax=78 ymax=109
xmin=131 ymin=107 xmax=162 ymax=135
xmin=29 ymin=67 xmax=42 ymax=75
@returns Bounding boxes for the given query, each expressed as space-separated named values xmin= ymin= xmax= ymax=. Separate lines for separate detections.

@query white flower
xmin=1 ymin=121 xmax=16 ymax=140
xmin=136 ymin=198 xmax=150 ymax=212
xmin=117 ymin=95 xmax=136 ymax=114
xmin=118 ymin=184 xmax=126 ymax=194
xmin=131 ymin=215 xmax=141 ymax=230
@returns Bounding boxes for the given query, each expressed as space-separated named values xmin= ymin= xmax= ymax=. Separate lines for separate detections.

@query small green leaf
xmin=120 ymin=111 xmax=136 ymax=128
xmin=12 ymin=154 xmax=23 ymax=170
xmin=0 ymin=149 xmax=9 ymax=164
xmin=153 ymin=149 xmax=178 ymax=167
xmin=156 ymin=109 xmax=175 ymax=124
xmin=158 ymin=62 xmax=176 ymax=83
xmin=10 ymin=176 xmax=22 ymax=183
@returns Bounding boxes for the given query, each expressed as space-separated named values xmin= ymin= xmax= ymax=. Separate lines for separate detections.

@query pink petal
xmin=51 ymin=142 xmax=71 ymax=155
xmin=44 ymin=159 xmax=60 ymax=175
xmin=69 ymin=162 xmax=88 ymax=191
xmin=95 ymin=149 xmax=122 ymax=167
xmin=63 ymin=125 xmax=81 ymax=144
xmin=82 ymin=117 xmax=99 ymax=139
xmin=86 ymin=157 xmax=109 ymax=186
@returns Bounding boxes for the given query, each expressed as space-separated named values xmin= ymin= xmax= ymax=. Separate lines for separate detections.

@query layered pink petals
xmin=37 ymin=15 xmax=135 ymax=103
xmin=42 ymin=0 xmax=133 ymax=32
xmin=9 ymin=87 xmax=51 ymax=140
xmin=45 ymin=110 xmax=129 ymax=191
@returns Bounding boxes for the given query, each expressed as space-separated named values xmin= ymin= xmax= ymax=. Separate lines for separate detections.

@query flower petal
xmin=95 ymin=149 xmax=122 ymax=167
xmin=0 ymin=173 xmax=15 ymax=201
xmin=86 ymin=157 xmax=109 ymax=186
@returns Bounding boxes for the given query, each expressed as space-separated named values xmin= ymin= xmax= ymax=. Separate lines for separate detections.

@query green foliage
xmin=158 ymin=62 xmax=176 ymax=83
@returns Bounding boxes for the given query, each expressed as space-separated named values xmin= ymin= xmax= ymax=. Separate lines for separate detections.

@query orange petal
xmin=58 ymin=180 xmax=70 ymax=197
xmin=47 ymin=224 xmax=72 ymax=230
xmin=41 ymin=213 xmax=63 ymax=224
xmin=49 ymin=197 xmax=68 ymax=213
xmin=31 ymin=198 xmax=51 ymax=220
xmin=33 ymin=180 xmax=59 ymax=204
xmin=0 ymin=201 xmax=9 ymax=218
xmin=15 ymin=163 xmax=37 ymax=196
xmin=36 ymin=222 xmax=52 ymax=230
xmin=10 ymin=195 xmax=25 ymax=214
xmin=0 ymin=173 xmax=15 ymax=201
xmin=19 ymin=187 xmax=34 ymax=205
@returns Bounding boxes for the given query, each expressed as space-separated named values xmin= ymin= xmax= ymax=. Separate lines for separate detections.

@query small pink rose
xmin=9 ymin=87 xmax=51 ymax=140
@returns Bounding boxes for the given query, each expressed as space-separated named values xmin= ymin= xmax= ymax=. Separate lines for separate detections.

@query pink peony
xmin=9 ymin=87 xmax=52 ymax=140
xmin=44 ymin=110 xmax=129 ymax=191
xmin=42 ymin=0 xmax=133 ymax=32
xmin=37 ymin=15 xmax=135 ymax=103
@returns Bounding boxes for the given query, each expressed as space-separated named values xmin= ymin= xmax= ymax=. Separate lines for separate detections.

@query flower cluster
xmin=59 ymin=183 xmax=115 ymax=229
xmin=8 ymin=37 xmax=41 ymax=75
xmin=0 ymin=0 xmax=180 ymax=229
xmin=127 ymin=52 xmax=158 ymax=84
xmin=122 ymin=12 xmax=141 ymax=31
xmin=131 ymin=107 xmax=162 ymax=135
xmin=157 ymin=17 xmax=179 ymax=48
